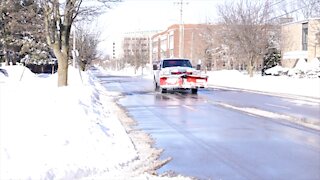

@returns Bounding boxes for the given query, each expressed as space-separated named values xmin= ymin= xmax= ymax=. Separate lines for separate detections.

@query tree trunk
xmin=248 ymin=60 xmax=254 ymax=77
xmin=3 ymin=45 xmax=9 ymax=66
xmin=5 ymin=52 xmax=9 ymax=66
xmin=57 ymin=55 xmax=68 ymax=86
xmin=53 ymin=45 xmax=68 ymax=87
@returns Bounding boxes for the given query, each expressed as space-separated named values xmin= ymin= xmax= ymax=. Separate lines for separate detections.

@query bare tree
xmin=216 ymin=0 xmax=274 ymax=77
xmin=122 ymin=38 xmax=133 ymax=70
xmin=199 ymin=24 xmax=239 ymax=71
xmin=133 ymin=37 xmax=149 ymax=74
xmin=297 ymin=0 xmax=320 ymax=19
xmin=40 ymin=0 xmax=120 ymax=87
xmin=277 ymin=0 xmax=320 ymax=21
xmin=122 ymin=36 xmax=149 ymax=74
xmin=197 ymin=25 xmax=215 ymax=70
xmin=75 ymin=23 xmax=101 ymax=71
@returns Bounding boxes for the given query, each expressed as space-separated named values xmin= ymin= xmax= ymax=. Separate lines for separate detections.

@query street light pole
xmin=175 ymin=0 xmax=188 ymax=58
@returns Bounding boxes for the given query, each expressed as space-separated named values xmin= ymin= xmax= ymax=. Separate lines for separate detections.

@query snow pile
xmin=1 ymin=65 xmax=187 ymax=180
xmin=0 ymin=65 xmax=36 ymax=82
xmin=264 ymin=65 xmax=289 ymax=76
xmin=265 ymin=58 xmax=320 ymax=78
xmin=288 ymin=58 xmax=320 ymax=78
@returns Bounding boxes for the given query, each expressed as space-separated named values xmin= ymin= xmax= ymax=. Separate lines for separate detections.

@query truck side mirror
xmin=153 ymin=64 xmax=158 ymax=70
xmin=196 ymin=64 xmax=201 ymax=70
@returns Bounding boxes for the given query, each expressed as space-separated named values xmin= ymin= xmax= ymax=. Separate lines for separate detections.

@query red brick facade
xmin=151 ymin=24 xmax=212 ymax=65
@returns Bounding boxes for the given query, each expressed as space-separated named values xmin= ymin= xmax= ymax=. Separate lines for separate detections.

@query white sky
xmin=95 ymin=0 xmax=222 ymax=56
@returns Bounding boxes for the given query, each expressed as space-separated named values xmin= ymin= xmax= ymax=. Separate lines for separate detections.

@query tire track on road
xmin=143 ymin=93 xmax=266 ymax=180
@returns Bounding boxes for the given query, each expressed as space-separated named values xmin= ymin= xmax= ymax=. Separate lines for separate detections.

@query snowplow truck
xmin=153 ymin=58 xmax=208 ymax=94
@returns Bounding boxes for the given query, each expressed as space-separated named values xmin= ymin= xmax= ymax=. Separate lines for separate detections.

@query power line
xmin=268 ymin=0 xmax=320 ymax=22
xmin=269 ymin=0 xmax=287 ymax=9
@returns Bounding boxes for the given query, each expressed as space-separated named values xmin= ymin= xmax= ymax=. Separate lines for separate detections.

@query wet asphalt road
xmin=92 ymin=70 xmax=320 ymax=180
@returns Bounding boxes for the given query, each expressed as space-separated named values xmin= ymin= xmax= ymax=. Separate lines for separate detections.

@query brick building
xmin=151 ymin=24 xmax=213 ymax=65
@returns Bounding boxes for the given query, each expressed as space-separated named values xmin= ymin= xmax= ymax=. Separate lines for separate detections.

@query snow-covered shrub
xmin=288 ymin=58 xmax=320 ymax=78
xmin=262 ymin=48 xmax=281 ymax=75
xmin=264 ymin=65 xmax=288 ymax=76
xmin=265 ymin=58 xmax=320 ymax=78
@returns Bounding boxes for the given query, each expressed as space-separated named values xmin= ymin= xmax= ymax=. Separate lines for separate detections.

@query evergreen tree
xmin=262 ymin=48 xmax=281 ymax=75
xmin=0 ymin=0 xmax=48 ymax=65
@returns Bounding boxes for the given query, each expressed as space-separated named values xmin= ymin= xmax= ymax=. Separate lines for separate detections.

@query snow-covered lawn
xmin=207 ymin=70 xmax=320 ymax=99
xmin=0 ymin=65 xmax=188 ymax=180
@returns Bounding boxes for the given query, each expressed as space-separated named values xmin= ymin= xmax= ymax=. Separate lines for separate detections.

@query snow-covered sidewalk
xmin=0 ymin=66 xmax=188 ymax=180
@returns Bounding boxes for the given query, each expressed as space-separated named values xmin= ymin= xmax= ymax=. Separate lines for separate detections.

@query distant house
xmin=281 ymin=18 xmax=320 ymax=68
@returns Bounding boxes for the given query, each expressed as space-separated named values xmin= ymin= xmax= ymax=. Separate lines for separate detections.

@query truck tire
xmin=191 ymin=88 xmax=198 ymax=94
xmin=153 ymin=77 xmax=159 ymax=91
xmin=161 ymin=88 xmax=167 ymax=93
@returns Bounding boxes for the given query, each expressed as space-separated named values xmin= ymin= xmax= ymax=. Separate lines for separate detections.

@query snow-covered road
xmin=96 ymin=72 xmax=319 ymax=179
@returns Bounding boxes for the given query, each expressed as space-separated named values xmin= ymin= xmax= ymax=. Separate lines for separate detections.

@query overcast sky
xmin=91 ymin=0 xmax=304 ymax=56
xmin=95 ymin=0 xmax=221 ymax=55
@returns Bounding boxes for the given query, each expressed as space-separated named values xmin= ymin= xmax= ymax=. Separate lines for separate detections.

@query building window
xmin=302 ymin=23 xmax=308 ymax=51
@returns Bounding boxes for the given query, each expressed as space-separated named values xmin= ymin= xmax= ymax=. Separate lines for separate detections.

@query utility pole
xmin=72 ymin=26 xmax=78 ymax=68
xmin=175 ymin=0 xmax=188 ymax=58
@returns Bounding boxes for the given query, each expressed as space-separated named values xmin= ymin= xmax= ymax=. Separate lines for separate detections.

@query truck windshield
xmin=163 ymin=59 xmax=192 ymax=68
